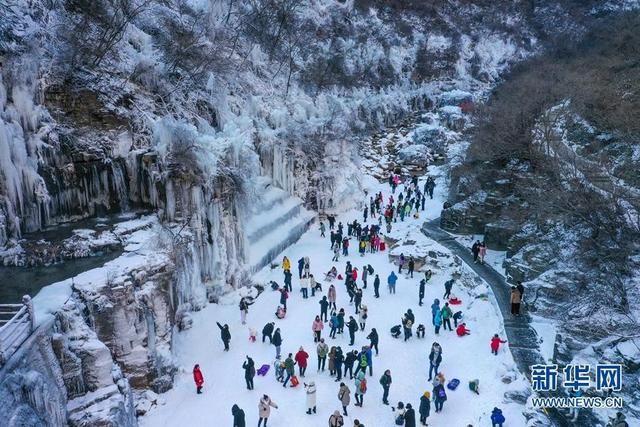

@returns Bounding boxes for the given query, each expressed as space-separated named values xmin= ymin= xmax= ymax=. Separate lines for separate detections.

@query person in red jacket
xmin=351 ymin=268 xmax=358 ymax=282
xmin=295 ymin=347 xmax=309 ymax=377
xmin=193 ymin=364 xmax=204 ymax=394
xmin=456 ymin=323 xmax=470 ymax=337
xmin=490 ymin=334 xmax=507 ymax=355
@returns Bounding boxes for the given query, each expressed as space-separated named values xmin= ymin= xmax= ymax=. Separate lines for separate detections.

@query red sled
xmin=379 ymin=242 xmax=386 ymax=251
xmin=449 ymin=298 xmax=462 ymax=305
xmin=290 ymin=375 xmax=300 ymax=387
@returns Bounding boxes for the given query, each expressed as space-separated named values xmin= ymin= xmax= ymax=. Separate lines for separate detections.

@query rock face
xmin=54 ymin=304 xmax=136 ymax=427
xmin=74 ymin=265 xmax=175 ymax=392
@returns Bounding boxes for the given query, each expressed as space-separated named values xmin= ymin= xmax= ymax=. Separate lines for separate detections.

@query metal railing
xmin=0 ymin=295 xmax=35 ymax=366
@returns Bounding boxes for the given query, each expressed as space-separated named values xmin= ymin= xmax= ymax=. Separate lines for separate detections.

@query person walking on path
xmin=373 ymin=274 xmax=381 ymax=298
xmin=216 ymin=322 xmax=231 ymax=351
xmin=367 ymin=328 xmax=379 ymax=355
xmin=283 ymin=354 xmax=296 ymax=387
xmin=313 ymin=316 xmax=324 ymax=342
xmin=354 ymin=371 xmax=367 ymax=407
xmin=471 ymin=240 xmax=481 ymax=263
xmin=317 ymin=338 xmax=329 ymax=372
xmin=388 ymin=271 xmax=398 ymax=294
xmin=242 ymin=356 xmax=256 ymax=390
xmin=510 ymin=286 xmax=522 ymax=316
xmin=295 ymin=347 xmax=309 ymax=377
xmin=320 ymin=222 xmax=326 ymax=237
xmin=479 ymin=242 xmax=487 ymax=264
xmin=428 ymin=342 xmax=442 ymax=381
xmin=443 ymin=279 xmax=454 ymax=300
xmin=380 ymin=369 xmax=392 ymax=405
xmin=491 ymin=334 xmax=507 ymax=355
xmin=329 ymin=410 xmax=344 ymax=427
xmin=193 ymin=364 xmax=204 ymax=394
xmin=305 ymin=381 xmax=317 ymax=414
xmin=338 ymin=382 xmax=351 ymax=416
xmin=272 ymin=328 xmax=282 ymax=359
xmin=258 ymin=395 xmax=278 ymax=427
xmin=419 ymin=391 xmax=431 ymax=426
xmin=232 ymin=404 xmax=245 ymax=427
xmin=418 ymin=279 xmax=425 ymax=306
xmin=262 ymin=322 xmax=275 ymax=344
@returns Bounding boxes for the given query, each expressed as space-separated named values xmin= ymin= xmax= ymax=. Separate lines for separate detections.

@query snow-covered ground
xmin=141 ymin=177 xmax=529 ymax=426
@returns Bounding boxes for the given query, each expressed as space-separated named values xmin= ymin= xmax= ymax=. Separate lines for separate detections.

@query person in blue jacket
xmin=387 ymin=271 xmax=398 ymax=294
xmin=491 ymin=407 xmax=505 ymax=427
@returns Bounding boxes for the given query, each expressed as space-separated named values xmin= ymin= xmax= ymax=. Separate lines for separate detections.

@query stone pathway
xmin=422 ymin=218 xmax=602 ymax=427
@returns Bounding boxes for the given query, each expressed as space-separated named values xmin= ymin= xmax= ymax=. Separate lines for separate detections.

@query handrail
xmin=0 ymin=295 xmax=35 ymax=366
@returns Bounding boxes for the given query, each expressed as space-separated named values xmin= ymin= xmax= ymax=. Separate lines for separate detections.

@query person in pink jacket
xmin=312 ymin=316 xmax=324 ymax=342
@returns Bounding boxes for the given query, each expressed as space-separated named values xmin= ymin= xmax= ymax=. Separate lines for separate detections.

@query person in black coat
xmin=272 ymin=329 xmax=283 ymax=359
xmin=419 ymin=392 xmax=431 ymax=425
xmin=373 ymin=274 xmax=380 ymax=298
xmin=319 ymin=296 xmax=330 ymax=322
xmin=283 ymin=269 xmax=293 ymax=292
xmin=404 ymin=403 xmax=416 ymax=427
xmin=298 ymin=257 xmax=305 ymax=279
xmin=243 ymin=356 xmax=256 ymax=390
xmin=262 ymin=322 xmax=275 ymax=343
xmin=232 ymin=404 xmax=245 ymax=427
xmin=347 ymin=317 xmax=358 ymax=346
xmin=344 ymin=350 xmax=358 ymax=379
xmin=216 ymin=322 xmax=231 ymax=351
xmin=418 ymin=279 xmax=425 ymax=306
xmin=334 ymin=347 xmax=344 ymax=381
xmin=367 ymin=328 xmax=379 ymax=355
xmin=408 ymin=257 xmax=415 ymax=278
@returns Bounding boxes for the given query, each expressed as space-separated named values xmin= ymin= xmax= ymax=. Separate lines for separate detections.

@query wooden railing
xmin=0 ymin=295 xmax=35 ymax=366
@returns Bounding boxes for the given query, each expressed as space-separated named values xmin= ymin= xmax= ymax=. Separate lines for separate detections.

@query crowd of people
xmin=195 ymin=173 xmax=513 ymax=427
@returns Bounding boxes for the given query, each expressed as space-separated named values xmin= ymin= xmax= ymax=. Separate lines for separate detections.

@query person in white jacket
xmin=305 ymin=381 xmax=317 ymax=414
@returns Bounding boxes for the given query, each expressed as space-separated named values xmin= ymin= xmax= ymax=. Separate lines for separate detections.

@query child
xmin=276 ymin=306 xmax=286 ymax=319
xmin=249 ymin=328 xmax=257 ymax=343
xmin=490 ymin=334 xmax=507 ymax=355
xmin=456 ymin=323 xmax=470 ymax=336
xmin=416 ymin=324 xmax=426 ymax=339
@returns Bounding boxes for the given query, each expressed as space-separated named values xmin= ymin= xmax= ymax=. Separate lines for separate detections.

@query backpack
xmin=395 ymin=414 xmax=404 ymax=425
xmin=438 ymin=387 xmax=447 ymax=399
xmin=367 ymin=265 xmax=374 ymax=274
xmin=359 ymin=378 xmax=367 ymax=393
